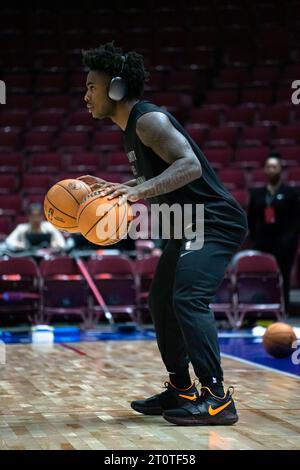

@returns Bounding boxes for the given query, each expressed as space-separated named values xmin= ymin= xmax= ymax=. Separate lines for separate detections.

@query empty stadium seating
xmin=1 ymin=0 xmax=300 ymax=312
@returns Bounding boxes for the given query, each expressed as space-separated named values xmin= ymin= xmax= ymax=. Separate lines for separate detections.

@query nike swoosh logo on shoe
xmin=208 ymin=400 xmax=232 ymax=416
xmin=178 ymin=393 xmax=198 ymax=401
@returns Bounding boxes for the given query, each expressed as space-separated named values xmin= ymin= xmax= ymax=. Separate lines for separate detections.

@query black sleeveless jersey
xmin=123 ymin=100 xmax=248 ymax=239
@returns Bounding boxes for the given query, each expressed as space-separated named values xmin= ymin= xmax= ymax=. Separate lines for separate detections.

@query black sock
xmin=201 ymin=378 xmax=225 ymax=397
xmin=169 ymin=372 xmax=192 ymax=389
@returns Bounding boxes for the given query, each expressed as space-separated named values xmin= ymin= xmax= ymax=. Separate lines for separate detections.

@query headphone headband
xmin=120 ymin=54 xmax=127 ymax=76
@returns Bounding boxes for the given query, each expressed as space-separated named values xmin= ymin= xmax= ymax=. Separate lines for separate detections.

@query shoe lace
xmin=161 ymin=380 xmax=198 ymax=394
xmin=200 ymin=385 xmax=235 ymax=400
xmin=159 ymin=381 xmax=171 ymax=396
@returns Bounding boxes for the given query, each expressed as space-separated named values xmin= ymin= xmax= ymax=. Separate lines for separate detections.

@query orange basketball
xmin=77 ymin=191 xmax=133 ymax=245
xmin=263 ymin=322 xmax=297 ymax=358
xmin=44 ymin=179 xmax=91 ymax=233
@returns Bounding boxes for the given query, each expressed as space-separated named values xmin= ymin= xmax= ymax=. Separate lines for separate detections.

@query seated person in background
xmin=5 ymin=203 xmax=66 ymax=251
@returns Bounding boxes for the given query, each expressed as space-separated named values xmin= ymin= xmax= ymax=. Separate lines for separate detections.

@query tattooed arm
xmin=99 ymin=112 xmax=202 ymax=202
xmin=134 ymin=112 xmax=201 ymax=199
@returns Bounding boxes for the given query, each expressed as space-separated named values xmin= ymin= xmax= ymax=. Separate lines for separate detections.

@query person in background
xmin=5 ymin=203 xmax=66 ymax=251
xmin=248 ymin=153 xmax=300 ymax=313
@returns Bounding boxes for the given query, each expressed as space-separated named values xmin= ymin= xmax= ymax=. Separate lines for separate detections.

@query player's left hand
xmin=99 ymin=183 xmax=140 ymax=203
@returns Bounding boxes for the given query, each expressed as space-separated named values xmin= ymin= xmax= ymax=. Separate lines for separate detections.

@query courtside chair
xmin=209 ymin=266 xmax=236 ymax=328
xmin=230 ymin=250 xmax=285 ymax=328
xmin=39 ymin=256 xmax=90 ymax=327
xmin=135 ymin=255 xmax=160 ymax=326
xmin=0 ymin=257 xmax=42 ymax=324
xmin=87 ymin=255 xmax=137 ymax=325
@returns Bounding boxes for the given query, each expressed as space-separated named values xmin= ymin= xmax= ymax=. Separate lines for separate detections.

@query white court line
xmin=218 ymin=332 xmax=254 ymax=338
xmin=221 ymin=352 xmax=300 ymax=381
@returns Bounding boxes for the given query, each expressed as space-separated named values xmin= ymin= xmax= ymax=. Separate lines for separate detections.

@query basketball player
xmin=79 ymin=42 xmax=248 ymax=426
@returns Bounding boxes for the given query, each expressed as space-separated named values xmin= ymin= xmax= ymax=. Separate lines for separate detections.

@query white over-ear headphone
xmin=108 ymin=54 xmax=128 ymax=101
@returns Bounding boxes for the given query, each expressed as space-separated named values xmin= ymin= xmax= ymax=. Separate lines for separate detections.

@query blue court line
xmin=0 ymin=326 xmax=156 ymax=344
xmin=221 ymin=352 xmax=300 ymax=381
xmin=219 ymin=336 xmax=300 ymax=379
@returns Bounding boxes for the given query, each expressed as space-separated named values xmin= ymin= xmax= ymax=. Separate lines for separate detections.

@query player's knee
xmin=172 ymin=286 xmax=211 ymax=317
xmin=172 ymin=287 xmax=188 ymax=314
xmin=148 ymin=282 xmax=170 ymax=313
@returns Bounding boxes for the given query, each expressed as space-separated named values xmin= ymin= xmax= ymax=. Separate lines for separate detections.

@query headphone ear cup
xmin=108 ymin=77 xmax=127 ymax=101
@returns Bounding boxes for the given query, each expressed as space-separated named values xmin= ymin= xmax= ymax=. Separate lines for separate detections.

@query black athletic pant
xmin=148 ymin=230 xmax=246 ymax=383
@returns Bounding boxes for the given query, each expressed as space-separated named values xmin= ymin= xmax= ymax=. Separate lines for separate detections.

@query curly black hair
xmin=82 ymin=41 xmax=149 ymax=100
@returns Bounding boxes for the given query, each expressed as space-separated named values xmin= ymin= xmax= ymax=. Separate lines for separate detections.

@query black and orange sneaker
xmin=163 ymin=386 xmax=238 ymax=426
xmin=130 ymin=381 xmax=199 ymax=416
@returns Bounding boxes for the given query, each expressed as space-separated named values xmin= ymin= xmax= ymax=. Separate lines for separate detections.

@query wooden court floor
xmin=0 ymin=340 xmax=299 ymax=450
